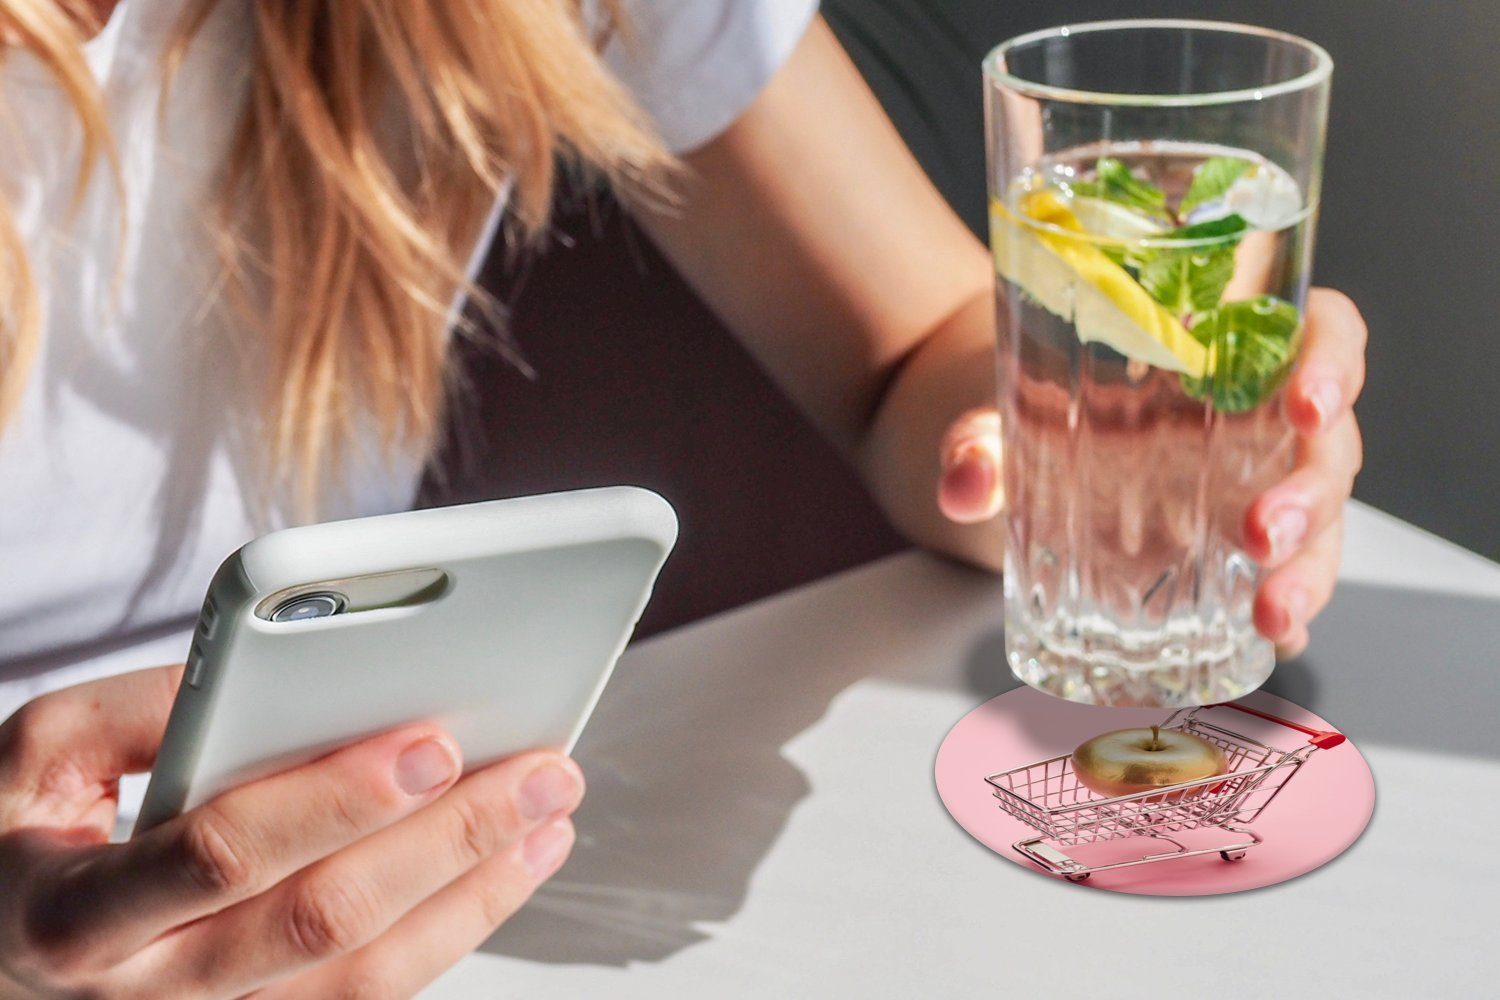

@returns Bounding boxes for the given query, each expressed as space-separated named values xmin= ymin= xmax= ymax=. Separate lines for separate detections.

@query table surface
xmin=425 ymin=501 xmax=1500 ymax=999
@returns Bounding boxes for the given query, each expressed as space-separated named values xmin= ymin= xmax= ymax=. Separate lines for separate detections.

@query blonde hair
xmin=0 ymin=0 xmax=672 ymax=510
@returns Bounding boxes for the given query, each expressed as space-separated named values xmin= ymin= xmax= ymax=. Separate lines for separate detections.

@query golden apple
xmin=1071 ymin=725 xmax=1226 ymax=800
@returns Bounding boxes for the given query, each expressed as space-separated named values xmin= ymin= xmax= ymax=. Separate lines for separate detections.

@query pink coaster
xmin=935 ymin=687 xmax=1374 ymax=896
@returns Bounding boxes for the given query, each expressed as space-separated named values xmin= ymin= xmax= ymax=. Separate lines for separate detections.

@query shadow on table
xmin=482 ymin=554 xmax=992 ymax=967
xmin=1267 ymin=581 xmax=1500 ymax=760
xmin=961 ymin=581 xmax=1500 ymax=761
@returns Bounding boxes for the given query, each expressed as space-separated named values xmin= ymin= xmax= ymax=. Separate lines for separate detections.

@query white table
xmin=427 ymin=501 xmax=1500 ymax=999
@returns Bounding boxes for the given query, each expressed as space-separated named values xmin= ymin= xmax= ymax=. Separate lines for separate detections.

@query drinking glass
xmin=985 ymin=20 xmax=1332 ymax=705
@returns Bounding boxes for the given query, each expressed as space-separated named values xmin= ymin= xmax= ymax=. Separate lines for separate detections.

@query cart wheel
xmin=1220 ymin=850 xmax=1247 ymax=862
xmin=1065 ymin=873 xmax=1091 ymax=883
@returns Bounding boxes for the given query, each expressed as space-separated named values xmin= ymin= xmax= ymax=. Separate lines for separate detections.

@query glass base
xmin=1007 ymin=627 xmax=1275 ymax=708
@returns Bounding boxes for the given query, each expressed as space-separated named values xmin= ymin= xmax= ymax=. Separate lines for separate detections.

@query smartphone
xmin=133 ymin=486 xmax=676 ymax=834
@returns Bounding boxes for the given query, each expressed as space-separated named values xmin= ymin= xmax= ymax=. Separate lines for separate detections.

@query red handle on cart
xmin=1211 ymin=702 xmax=1346 ymax=749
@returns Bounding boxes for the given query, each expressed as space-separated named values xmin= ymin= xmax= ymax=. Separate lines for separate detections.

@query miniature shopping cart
xmin=983 ymin=702 xmax=1345 ymax=882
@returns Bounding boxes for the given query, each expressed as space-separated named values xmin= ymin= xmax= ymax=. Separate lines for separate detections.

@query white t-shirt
xmin=0 ymin=0 xmax=818 ymax=720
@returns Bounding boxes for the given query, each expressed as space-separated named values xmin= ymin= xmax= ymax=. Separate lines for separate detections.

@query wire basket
xmin=984 ymin=702 xmax=1345 ymax=881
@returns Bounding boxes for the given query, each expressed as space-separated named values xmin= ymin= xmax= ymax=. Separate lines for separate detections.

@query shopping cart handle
xmin=1211 ymin=702 xmax=1346 ymax=748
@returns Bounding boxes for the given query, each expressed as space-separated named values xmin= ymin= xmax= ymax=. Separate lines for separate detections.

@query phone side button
xmin=185 ymin=643 xmax=206 ymax=689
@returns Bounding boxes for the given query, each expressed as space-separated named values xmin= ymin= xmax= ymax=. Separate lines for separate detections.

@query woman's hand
xmin=0 ymin=665 xmax=582 ymax=999
xmin=939 ymin=287 xmax=1368 ymax=657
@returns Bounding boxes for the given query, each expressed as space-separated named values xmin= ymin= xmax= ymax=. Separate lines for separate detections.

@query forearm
xmin=855 ymin=287 xmax=1004 ymax=572
xmin=631 ymin=13 xmax=1006 ymax=570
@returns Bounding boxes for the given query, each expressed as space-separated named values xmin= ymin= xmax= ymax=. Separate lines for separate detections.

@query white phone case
xmin=134 ymin=486 xmax=676 ymax=834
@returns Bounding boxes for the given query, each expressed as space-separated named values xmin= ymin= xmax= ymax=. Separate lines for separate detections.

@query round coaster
xmin=935 ymin=687 xmax=1374 ymax=896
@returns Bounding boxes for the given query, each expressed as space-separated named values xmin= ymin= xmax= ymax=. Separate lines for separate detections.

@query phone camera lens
xmin=269 ymin=592 xmax=346 ymax=623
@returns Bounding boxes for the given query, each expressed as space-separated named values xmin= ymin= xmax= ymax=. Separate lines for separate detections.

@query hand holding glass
xmin=985 ymin=21 xmax=1332 ymax=705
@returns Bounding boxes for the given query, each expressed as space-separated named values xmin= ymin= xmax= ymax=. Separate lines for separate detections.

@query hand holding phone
xmin=0 ymin=665 xmax=585 ymax=998
xmin=0 ymin=486 xmax=674 ymax=998
xmin=136 ymin=485 xmax=676 ymax=831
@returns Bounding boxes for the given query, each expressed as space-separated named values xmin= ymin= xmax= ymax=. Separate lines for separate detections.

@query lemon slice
xmin=1068 ymin=195 xmax=1168 ymax=241
xmin=990 ymin=191 xmax=1208 ymax=378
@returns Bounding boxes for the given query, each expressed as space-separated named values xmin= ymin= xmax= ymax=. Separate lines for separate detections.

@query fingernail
xmin=1282 ymin=587 xmax=1311 ymax=631
xmin=1307 ymin=379 xmax=1342 ymax=428
xmin=519 ymin=760 xmax=584 ymax=821
xmin=395 ymin=738 xmax=459 ymax=796
xmin=942 ymin=449 xmax=994 ymax=494
xmin=939 ymin=443 xmax=999 ymax=521
xmin=522 ymin=819 xmax=575 ymax=879
xmin=943 ymin=439 xmax=991 ymax=474
xmin=1266 ymin=506 xmax=1308 ymax=560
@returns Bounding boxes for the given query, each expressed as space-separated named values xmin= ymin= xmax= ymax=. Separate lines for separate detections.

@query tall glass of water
xmin=985 ymin=21 xmax=1332 ymax=706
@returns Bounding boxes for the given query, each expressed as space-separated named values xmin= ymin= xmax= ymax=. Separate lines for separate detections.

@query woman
xmin=0 ymin=1 xmax=1365 ymax=996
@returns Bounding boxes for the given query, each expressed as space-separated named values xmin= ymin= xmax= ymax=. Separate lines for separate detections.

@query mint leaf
xmin=1173 ymin=215 xmax=1251 ymax=242
xmin=1135 ymin=215 xmax=1249 ymax=315
xmin=1073 ymin=157 xmax=1169 ymax=219
xmin=1179 ymin=156 xmax=1253 ymax=218
xmin=1181 ymin=296 xmax=1302 ymax=412
xmin=1138 ymin=251 xmax=1231 ymax=315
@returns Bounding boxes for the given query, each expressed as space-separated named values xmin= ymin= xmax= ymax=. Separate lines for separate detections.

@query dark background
xmin=423 ymin=2 xmax=1498 ymax=633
